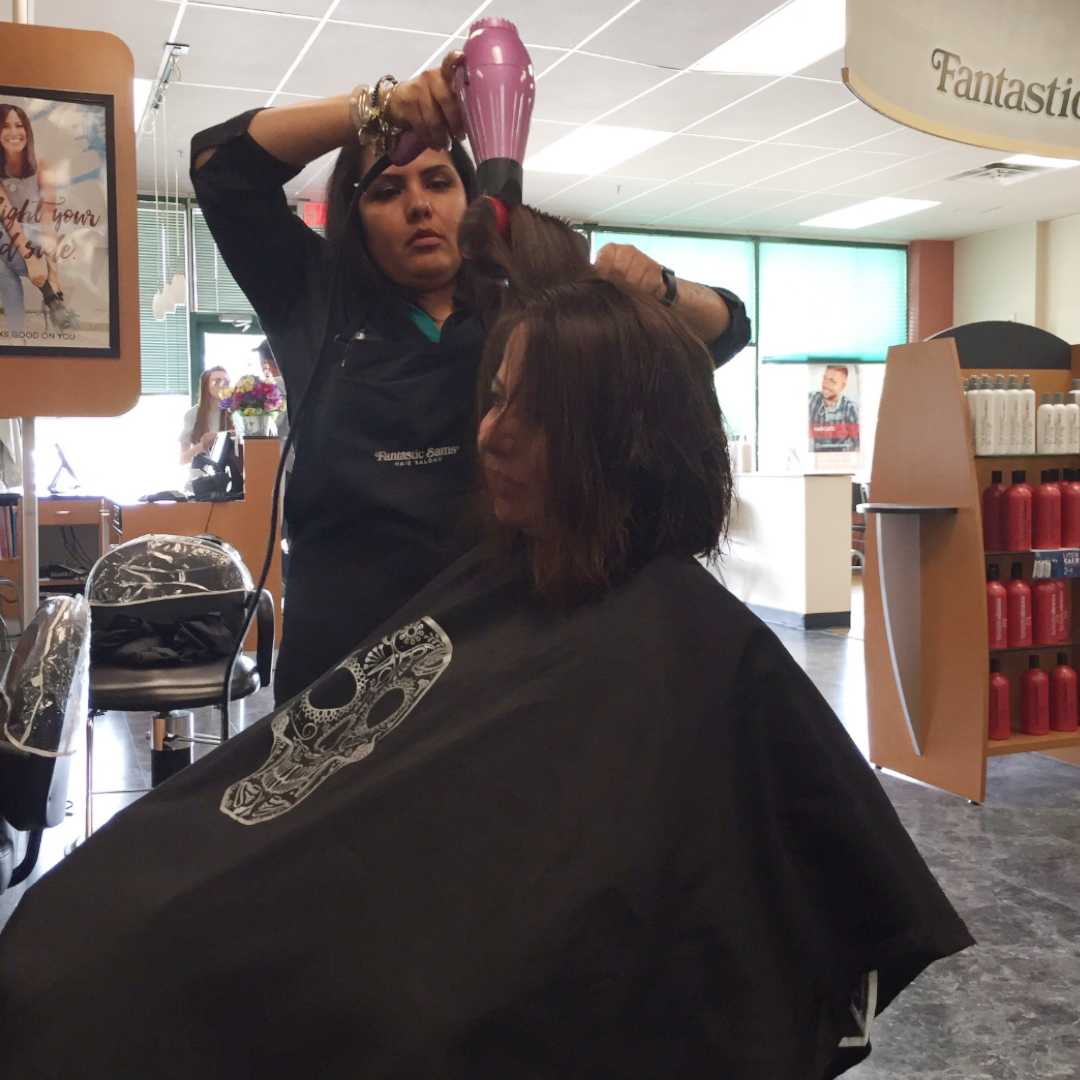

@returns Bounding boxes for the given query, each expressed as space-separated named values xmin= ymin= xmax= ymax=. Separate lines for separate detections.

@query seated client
xmin=0 ymin=204 xmax=971 ymax=1080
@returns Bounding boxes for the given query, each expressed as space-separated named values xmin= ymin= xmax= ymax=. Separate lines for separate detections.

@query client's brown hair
xmin=461 ymin=201 xmax=733 ymax=606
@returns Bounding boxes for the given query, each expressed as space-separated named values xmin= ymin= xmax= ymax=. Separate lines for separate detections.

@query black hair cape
xmin=0 ymin=550 xmax=972 ymax=1079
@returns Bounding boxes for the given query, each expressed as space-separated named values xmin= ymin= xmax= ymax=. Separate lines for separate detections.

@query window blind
xmin=191 ymin=207 xmax=256 ymax=315
xmin=758 ymin=242 xmax=907 ymax=363
xmin=137 ymin=202 xmax=189 ymax=395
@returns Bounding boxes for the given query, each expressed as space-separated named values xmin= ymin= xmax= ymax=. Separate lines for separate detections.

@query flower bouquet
xmin=220 ymin=375 xmax=285 ymax=437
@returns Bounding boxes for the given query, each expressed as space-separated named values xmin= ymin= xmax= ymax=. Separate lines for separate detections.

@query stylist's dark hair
xmin=465 ymin=202 xmax=733 ymax=606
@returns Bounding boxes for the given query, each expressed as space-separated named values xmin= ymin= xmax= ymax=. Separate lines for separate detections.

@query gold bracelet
xmin=348 ymin=84 xmax=372 ymax=144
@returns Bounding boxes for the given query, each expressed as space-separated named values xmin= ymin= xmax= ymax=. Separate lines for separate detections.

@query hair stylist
xmin=190 ymin=52 xmax=752 ymax=704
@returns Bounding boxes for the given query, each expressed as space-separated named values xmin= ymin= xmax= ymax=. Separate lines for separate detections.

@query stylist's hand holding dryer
xmin=191 ymin=39 xmax=752 ymax=703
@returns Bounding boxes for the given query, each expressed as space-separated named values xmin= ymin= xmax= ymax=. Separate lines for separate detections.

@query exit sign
xmin=302 ymin=202 xmax=328 ymax=228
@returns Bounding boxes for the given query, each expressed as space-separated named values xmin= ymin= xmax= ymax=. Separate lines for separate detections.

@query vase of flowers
xmin=220 ymin=375 xmax=284 ymax=438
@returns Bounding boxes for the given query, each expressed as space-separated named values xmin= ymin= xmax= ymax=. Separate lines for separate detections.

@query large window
xmin=757 ymin=241 xmax=907 ymax=364
xmin=191 ymin=207 xmax=255 ymax=315
xmin=137 ymin=200 xmax=189 ymax=395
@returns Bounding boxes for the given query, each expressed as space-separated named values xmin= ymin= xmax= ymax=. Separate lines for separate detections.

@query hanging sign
xmin=844 ymin=0 xmax=1080 ymax=159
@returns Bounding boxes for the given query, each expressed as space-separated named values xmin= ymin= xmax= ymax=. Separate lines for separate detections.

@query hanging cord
xmin=217 ymin=153 xmax=396 ymax=725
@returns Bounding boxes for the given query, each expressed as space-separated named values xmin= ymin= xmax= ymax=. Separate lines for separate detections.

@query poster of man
xmin=808 ymin=363 xmax=860 ymax=452
xmin=0 ymin=87 xmax=117 ymax=356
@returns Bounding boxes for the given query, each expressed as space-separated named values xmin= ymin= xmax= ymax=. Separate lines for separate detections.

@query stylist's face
xmin=478 ymin=327 xmax=549 ymax=537
xmin=359 ymin=148 xmax=466 ymax=293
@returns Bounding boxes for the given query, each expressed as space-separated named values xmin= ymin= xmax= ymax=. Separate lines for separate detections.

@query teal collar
xmin=406 ymin=304 xmax=442 ymax=343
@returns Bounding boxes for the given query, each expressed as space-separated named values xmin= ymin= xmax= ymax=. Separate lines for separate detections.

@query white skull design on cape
xmin=220 ymin=618 xmax=452 ymax=825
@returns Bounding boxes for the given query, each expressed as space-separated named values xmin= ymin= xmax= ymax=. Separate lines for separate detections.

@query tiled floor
xmin=3 ymin=577 xmax=1080 ymax=1078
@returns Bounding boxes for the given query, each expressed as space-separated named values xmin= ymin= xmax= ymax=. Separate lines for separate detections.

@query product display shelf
xmin=864 ymin=324 xmax=1080 ymax=803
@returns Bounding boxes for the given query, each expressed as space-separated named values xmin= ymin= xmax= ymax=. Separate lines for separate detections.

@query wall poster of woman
xmin=0 ymin=86 xmax=118 ymax=356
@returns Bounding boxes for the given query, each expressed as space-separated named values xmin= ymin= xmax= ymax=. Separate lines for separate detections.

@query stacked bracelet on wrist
xmin=349 ymin=76 xmax=403 ymax=157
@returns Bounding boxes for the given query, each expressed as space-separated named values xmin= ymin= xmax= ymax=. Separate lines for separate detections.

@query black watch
xmin=660 ymin=265 xmax=678 ymax=306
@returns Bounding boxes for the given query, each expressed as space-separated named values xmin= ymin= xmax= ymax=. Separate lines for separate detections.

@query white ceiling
xmin=29 ymin=0 xmax=1080 ymax=242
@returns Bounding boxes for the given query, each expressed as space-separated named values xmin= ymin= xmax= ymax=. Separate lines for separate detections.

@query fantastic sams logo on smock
xmin=932 ymin=48 xmax=1080 ymax=119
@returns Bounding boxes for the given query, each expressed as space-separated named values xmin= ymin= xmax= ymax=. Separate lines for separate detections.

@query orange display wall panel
xmin=0 ymin=22 xmax=139 ymax=417
xmin=865 ymin=328 xmax=1080 ymax=802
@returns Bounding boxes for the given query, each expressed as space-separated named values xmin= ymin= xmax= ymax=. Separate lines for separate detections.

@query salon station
xmin=2 ymin=1 xmax=1080 ymax=1077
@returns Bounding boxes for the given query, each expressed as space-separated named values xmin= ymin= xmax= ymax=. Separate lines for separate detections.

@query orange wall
xmin=908 ymin=240 xmax=954 ymax=342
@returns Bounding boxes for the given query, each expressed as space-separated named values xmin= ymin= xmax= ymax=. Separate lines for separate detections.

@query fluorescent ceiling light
xmin=525 ymin=125 xmax=674 ymax=175
xmin=1002 ymin=153 xmax=1080 ymax=169
xmin=800 ymin=197 xmax=940 ymax=229
xmin=692 ymin=0 xmax=845 ymax=76
xmin=132 ymin=78 xmax=154 ymax=129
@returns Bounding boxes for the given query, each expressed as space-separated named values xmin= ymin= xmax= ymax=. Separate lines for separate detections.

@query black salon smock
xmin=191 ymin=112 xmax=752 ymax=702
xmin=0 ymin=551 xmax=972 ymax=1079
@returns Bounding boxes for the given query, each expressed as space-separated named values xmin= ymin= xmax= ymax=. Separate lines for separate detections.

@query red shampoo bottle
xmin=1006 ymin=561 xmax=1032 ymax=648
xmin=986 ymin=563 xmax=1008 ymax=649
xmin=1032 ymin=561 xmax=1060 ymax=647
xmin=1062 ymin=469 xmax=1080 ymax=548
xmin=1004 ymin=470 xmax=1033 ymax=552
xmin=1033 ymin=469 xmax=1062 ymax=550
xmin=1021 ymin=655 xmax=1050 ymax=736
xmin=988 ymin=659 xmax=1011 ymax=741
xmin=1050 ymin=652 xmax=1078 ymax=732
xmin=982 ymin=470 xmax=1006 ymax=551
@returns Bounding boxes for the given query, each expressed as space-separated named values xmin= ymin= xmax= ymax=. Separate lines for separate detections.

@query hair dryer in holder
xmin=391 ymin=17 xmax=536 ymax=201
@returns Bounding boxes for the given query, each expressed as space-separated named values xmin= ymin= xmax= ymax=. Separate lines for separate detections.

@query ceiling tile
xmin=532 ymin=52 xmax=674 ymax=125
xmin=144 ymin=84 xmax=269 ymax=166
xmin=794 ymin=48 xmax=845 ymax=83
xmin=599 ymin=180 xmax=739 ymax=222
xmin=658 ymin=187 xmax=803 ymax=227
xmin=732 ymin=192 xmax=867 ymax=230
xmin=763 ymin=150 xmax=910 ymax=192
xmin=689 ymin=141 xmax=830 ymax=186
xmin=204 ymin=0 xmax=327 ymax=16
xmin=136 ymin=136 xmax=191 ymax=194
xmin=282 ymin=23 xmax=444 ymax=98
xmin=602 ymin=70 xmax=776 ymax=131
xmin=826 ymin=154 xmax=993 ymax=196
xmin=175 ymin=6 xmax=314 ymax=91
xmin=584 ymin=0 xmax=784 ymax=69
xmin=604 ymin=134 xmax=753 ymax=181
xmin=332 ymin=0 xmax=486 ymax=34
xmin=777 ymin=100 xmax=906 ymax=150
xmin=687 ymin=77 xmax=856 ymax=141
xmin=493 ymin=0 xmax=648 ymax=50
xmin=35 ymin=0 xmax=180 ymax=80
xmin=537 ymin=174 xmax=664 ymax=220
xmin=856 ymin=126 xmax=973 ymax=157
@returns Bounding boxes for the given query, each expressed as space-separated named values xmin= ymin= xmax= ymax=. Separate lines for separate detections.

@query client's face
xmin=477 ymin=327 xmax=549 ymax=537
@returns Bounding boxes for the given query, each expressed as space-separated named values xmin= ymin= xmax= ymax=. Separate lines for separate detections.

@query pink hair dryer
xmin=390 ymin=17 xmax=536 ymax=201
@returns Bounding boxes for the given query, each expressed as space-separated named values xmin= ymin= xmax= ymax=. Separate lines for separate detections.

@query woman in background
xmin=179 ymin=365 xmax=231 ymax=470
xmin=0 ymin=103 xmax=76 ymax=336
xmin=0 ymin=202 xmax=971 ymax=1080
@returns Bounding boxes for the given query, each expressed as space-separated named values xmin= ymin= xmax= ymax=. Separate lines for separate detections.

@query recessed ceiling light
xmin=525 ymin=126 xmax=674 ymax=176
xmin=691 ymin=0 xmax=845 ymax=76
xmin=1002 ymin=153 xmax=1080 ymax=169
xmin=132 ymin=78 xmax=154 ymax=129
xmin=800 ymin=197 xmax=940 ymax=229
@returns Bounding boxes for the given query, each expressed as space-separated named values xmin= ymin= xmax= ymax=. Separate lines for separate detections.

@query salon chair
xmin=0 ymin=594 xmax=90 ymax=895
xmin=85 ymin=534 xmax=274 ymax=835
